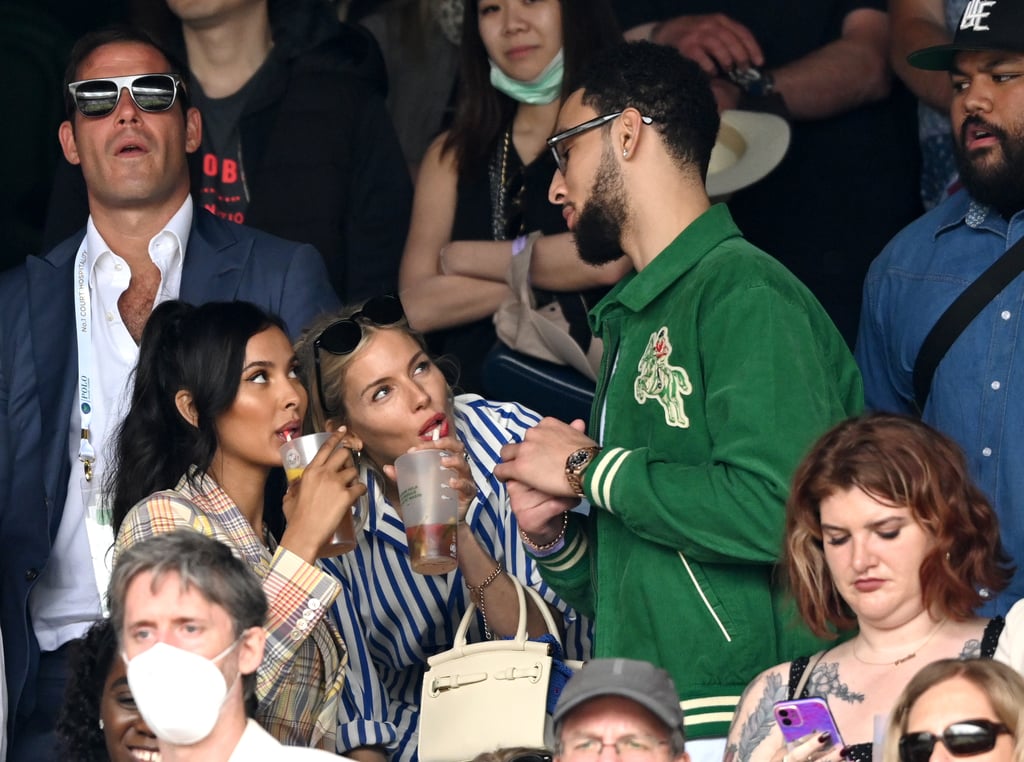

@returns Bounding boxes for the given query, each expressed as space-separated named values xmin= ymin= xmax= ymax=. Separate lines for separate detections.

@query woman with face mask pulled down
xmin=398 ymin=0 xmax=625 ymax=416
xmin=293 ymin=296 xmax=591 ymax=762
xmin=108 ymin=300 xmax=364 ymax=752
xmin=726 ymin=414 xmax=1015 ymax=762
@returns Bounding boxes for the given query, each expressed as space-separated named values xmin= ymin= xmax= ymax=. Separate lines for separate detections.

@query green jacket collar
xmin=591 ymin=203 xmax=742 ymax=332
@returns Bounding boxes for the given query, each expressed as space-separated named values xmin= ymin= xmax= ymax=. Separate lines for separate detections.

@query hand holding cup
xmin=280 ymin=428 xmax=367 ymax=562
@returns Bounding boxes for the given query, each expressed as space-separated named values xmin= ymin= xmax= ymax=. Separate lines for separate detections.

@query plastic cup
xmin=279 ymin=433 xmax=364 ymax=556
xmin=394 ymin=449 xmax=459 ymax=574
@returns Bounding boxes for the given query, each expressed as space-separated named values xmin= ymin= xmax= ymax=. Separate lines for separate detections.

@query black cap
xmin=552 ymin=659 xmax=684 ymax=734
xmin=909 ymin=1 xmax=1024 ymax=70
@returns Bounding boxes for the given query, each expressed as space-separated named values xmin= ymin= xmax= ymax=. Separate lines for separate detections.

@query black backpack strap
xmin=913 ymin=236 xmax=1024 ymax=413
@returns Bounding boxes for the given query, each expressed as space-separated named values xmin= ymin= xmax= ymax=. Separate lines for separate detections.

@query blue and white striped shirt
xmin=323 ymin=395 xmax=592 ymax=761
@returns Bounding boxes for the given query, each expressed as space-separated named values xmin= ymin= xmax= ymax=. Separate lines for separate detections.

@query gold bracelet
xmin=466 ymin=562 xmax=503 ymax=640
xmin=519 ymin=511 xmax=568 ymax=552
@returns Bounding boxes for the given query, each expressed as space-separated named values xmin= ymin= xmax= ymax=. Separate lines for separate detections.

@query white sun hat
xmin=706 ymin=109 xmax=791 ymax=199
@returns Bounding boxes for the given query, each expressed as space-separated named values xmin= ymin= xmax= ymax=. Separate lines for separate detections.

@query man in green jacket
xmin=494 ymin=41 xmax=863 ymax=761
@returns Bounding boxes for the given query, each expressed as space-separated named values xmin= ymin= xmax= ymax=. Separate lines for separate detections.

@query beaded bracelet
xmin=518 ymin=511 xmax=568 ymax=553
xmin=466 ymin=562 xmax=503 ymax=640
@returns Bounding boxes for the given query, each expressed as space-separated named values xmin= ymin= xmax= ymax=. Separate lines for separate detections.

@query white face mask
xmin=124 ymin=637 xmax=241 ymax=746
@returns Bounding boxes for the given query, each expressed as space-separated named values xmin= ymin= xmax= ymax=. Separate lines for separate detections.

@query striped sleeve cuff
xmin=583 ymin=446 xmax=634 ymax=513
xmin=533 ymin=517 xmax=588 ymax=574
xmin=681 ymin=694 xmax=743 ymax=740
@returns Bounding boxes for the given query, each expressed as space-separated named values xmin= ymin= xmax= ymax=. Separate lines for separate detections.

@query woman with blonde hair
xmin=295 ymin=295 xmax=590 ymax=762
xmin=883 ymin=658 xmax=1024 ymax=762
xmin=725 ymin=413 xmax=1014 ymax=762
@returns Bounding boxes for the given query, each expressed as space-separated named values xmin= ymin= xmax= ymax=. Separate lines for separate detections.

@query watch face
xmin=728 ymin=67 xmax=762 ymax=88
xmin=567 ymin=449 xmax=592 ymax=471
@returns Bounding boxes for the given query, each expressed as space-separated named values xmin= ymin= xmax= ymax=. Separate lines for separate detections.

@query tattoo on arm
xmin=806 ymin=661 xmax=865 ymax=703
xmin=960 ymin=638 xmax=981 ymax=659
xmin=736 ymin=672 xmax=789 ymax=760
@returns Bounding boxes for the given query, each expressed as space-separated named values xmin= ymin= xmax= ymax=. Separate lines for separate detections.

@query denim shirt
xmin=856 ymin=189 xmax=1024 ymax=615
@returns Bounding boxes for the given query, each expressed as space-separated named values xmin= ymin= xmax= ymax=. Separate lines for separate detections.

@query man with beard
xmin=493 ymin=41 xmax=862 ymax=761
xmin=856 ymin=0 xmax=1024 ymax=616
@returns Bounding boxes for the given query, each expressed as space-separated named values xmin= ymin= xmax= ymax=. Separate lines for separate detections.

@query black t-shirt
xmin=191 ymin=62 xmax=272 ymax=224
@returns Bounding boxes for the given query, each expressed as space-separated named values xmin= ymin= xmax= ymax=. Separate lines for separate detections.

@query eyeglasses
xmin=561 ymin=734 xmax=669 ymax=762
xmin=547 ymin=111 xmax=654 ymax=175
xmin=68 ymin=73 xmax=183 ymax=118
xmin=899 ymin=719 xmax=1011 ymax=762
xmin=312 ymin=295 xmax=406 ymax=413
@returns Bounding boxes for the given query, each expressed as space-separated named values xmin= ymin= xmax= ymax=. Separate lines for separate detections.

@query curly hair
xmin=785 ymin=413 xmax=1013 ymax=638
xmin=573 ymin=41 xmax=719 ymax=181
xmin=56 ymin=619 xmax=117 ymax=762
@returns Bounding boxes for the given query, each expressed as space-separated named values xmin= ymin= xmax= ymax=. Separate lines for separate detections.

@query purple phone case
xmin=773 ymin=697 xmax=844 ymax=747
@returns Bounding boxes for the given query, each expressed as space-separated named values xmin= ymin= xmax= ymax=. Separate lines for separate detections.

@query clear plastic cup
xmin=279 ymin=433 xmax=364 ymax=556
xmin=394 ymin=449 xmax=459 ymax=574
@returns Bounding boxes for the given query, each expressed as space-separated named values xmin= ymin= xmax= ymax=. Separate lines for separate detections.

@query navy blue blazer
xmin=0 ymin=209 xmax=340 ymax=735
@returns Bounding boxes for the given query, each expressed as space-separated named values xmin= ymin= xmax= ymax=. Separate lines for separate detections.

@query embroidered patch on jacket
xmin=634 ymin=327 xmax=692 ymax=428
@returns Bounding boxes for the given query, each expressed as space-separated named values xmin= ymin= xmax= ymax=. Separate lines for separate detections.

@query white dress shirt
xmin=29 ymin=197 xmax=192 ymax=652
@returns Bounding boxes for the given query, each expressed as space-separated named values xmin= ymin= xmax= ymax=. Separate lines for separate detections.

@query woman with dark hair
xmin=725 ymin=413 xmax=1015 ymax=762
xmin=398 ymin=0 xmax=625 ymax=411
xmin=294 ymin=296 xmax=590 ymax=762
xmin=56 ymin=619 xmax=158 ymax=762
xmin=883 ymin=659 xmax=1024 ymax=762
xmin=108 ymin=300 xmax=364 ymax=752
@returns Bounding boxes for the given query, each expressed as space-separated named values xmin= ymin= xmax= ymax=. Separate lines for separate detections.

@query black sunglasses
xmin=507 ymin=754 xmax=552 ymax=762
xmin=312 ymin=295 xmax=406 ymax=414
xmin=899 ymin=719 xmax=1011 ymax=762
xmin=68 ymin=73 xmax=182 ymax=118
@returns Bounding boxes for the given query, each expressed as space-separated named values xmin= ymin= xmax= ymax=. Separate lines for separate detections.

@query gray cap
xmin=552 ymin=658 xmax=685 ymax=733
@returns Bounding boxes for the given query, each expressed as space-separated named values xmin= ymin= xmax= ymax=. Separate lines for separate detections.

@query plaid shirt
xmin=114 ymin=471 xmax=346 ymax=749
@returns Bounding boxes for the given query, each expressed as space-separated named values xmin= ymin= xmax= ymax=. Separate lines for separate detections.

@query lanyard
xmin=75 ymin=249 xmax=96 ymax=481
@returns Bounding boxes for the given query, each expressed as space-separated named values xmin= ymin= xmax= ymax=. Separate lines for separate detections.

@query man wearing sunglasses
xmin=0 ymin=26 xmax=339 ymax=761
xmin=494 ymin=42 xmax=862 ymax=762
xmin=43 ymin=0 xmax=412 ymax=307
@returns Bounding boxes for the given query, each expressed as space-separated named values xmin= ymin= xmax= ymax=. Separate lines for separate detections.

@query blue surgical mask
xmin=489 ymin=48 xmax=564 ymax=105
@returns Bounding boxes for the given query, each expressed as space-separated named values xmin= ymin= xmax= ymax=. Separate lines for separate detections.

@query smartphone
xmin=773 ymin=697 xmax=844 ymax=748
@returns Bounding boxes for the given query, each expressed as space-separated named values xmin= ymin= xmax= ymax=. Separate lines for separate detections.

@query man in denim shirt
xmin=856 ymin=0 xmax=1024 ymax=614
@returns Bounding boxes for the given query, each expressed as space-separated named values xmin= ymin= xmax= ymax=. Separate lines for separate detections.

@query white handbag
xmin=417 ymin=576 xmax=579 ymax=762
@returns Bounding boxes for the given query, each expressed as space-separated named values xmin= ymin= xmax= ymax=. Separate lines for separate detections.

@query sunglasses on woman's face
xmin=68 ymin=73 xmax=182 ymax=118
xmin=506 ymin=754 xmax=552 ymax=762
xmin=899 ymin=719 xmax=1011 ymax=762
xmin=312 ymin=295 xmax=406 ymax=413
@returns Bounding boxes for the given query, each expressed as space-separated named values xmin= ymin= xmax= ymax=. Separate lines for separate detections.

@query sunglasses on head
xmin=899 ymin=719 xmax=1011 ymax=762
xmin=312 ymin=295 xmax=406 ymax=414
xmin=68 ymin=73 xmax=182 ymax=118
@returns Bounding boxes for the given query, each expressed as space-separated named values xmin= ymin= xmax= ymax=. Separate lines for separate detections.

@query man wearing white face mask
xmin=107 ymin=530 xmax=343 ymax=760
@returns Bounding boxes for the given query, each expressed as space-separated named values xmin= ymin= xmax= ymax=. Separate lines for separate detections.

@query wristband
xmin=511 ymin=235 xmax=529 ymax=258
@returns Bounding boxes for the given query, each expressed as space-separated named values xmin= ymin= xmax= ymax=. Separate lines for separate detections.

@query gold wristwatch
xmin=565 ymin=446 xmax=601 ymax=497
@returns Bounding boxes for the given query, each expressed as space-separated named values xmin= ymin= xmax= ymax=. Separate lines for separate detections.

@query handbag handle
xmin=453 ymin=573 xmax=564 ymax=649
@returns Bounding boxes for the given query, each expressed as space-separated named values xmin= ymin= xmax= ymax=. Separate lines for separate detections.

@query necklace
xmin=852 ymin=618 xmax=948 ymax=667
xmin=489 ymin=125 xmax=526 ymax=240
